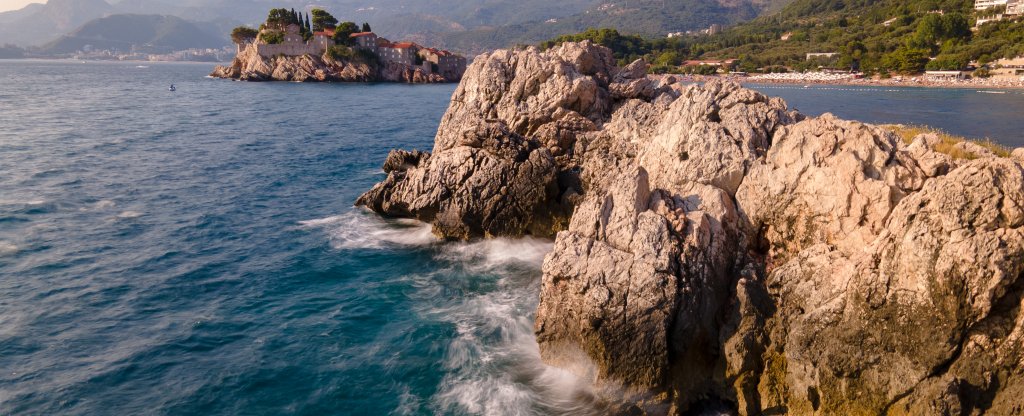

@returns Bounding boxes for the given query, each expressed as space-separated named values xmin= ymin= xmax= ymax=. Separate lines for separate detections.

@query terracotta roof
xmin=314 ymin=28 xmax=335 ymax=37
xmin=350 ymin=32 xmax=376 ymax=38
xmin=391 ymin=42 xmax=417 ymax=49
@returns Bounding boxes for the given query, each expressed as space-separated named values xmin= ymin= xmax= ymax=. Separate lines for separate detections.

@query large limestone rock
xmin=357 ymin=41 xmax=1024 ymax=414
xmin=736 ymin=115 xmax=927 ymax=263
xmin=358 ymin=41 xmax=627 ymax=238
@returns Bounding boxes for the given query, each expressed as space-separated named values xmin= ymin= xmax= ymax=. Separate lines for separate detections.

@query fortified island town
xmin=211 ymin=8 xmax=467 ymax=83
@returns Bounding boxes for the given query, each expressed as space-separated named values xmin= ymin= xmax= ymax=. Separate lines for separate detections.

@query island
xmin=357 ymin=40 xmax=1024 ymax=415
xmin=211 ymin=8 xmax=467 ymax=83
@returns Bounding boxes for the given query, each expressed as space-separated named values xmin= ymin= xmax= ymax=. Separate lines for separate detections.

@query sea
xmin=1 ymin=60 xmax=1023 ymax=416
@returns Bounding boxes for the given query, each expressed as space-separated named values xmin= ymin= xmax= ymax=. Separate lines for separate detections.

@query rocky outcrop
xmin=358 ymin=41 xmax=1024 ymax=415
xmin=210 ymin=43 xmax=451 ymax=83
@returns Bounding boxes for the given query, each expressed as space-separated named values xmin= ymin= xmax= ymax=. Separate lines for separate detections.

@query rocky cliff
xmin=357 ymin=41 xmax=1024 ymax=415
xmin=210 ymin=43 xmax=450 ymax=83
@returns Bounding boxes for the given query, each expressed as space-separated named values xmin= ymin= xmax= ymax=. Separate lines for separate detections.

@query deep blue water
xmin=2 ymin=60 xmax=1024 ymax=416
xmin=746 ymin=83 xmax=1024 ymax=146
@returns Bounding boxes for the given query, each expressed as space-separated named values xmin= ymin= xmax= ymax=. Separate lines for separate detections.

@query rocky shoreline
xmin=209 ymin=43 xmax=453 ymax=83
xmin=358 ymin=41 xmax=1024 ymax=415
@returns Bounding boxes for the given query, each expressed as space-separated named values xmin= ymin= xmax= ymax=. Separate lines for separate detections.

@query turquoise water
xmin=0 ymin=60 xmax=591 ymax=415
xmin=2 ymin=60 xmax=1024 ymax=415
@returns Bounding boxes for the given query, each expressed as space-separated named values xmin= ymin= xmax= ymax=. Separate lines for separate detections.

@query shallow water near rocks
xmin=2 ymin=60 xmax=1024 ymax=415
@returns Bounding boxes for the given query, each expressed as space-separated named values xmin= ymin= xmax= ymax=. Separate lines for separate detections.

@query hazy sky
xmin=0 ymin=0 xmax=42 ymax=12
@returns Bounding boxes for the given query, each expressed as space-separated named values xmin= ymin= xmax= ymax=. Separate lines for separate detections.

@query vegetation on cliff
xmin=541 ymin=0 xmax=1024 ymax=74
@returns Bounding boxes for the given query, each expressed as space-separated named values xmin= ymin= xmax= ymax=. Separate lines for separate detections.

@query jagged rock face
xmin=736 ymin=116 xmax=928 ymax=265
xmin=356 ymin=127 xmax=558 ymax=239
xmin=210 ymin=43 xmax=449 ymax=83
xmin=357 ymin=41 xmax=1024 ymax=415
xmin=357 ymin=41 xmax=654 ymax=239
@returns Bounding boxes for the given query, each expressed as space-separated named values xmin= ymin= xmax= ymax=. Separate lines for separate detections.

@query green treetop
xmin=311 ymin=9 xmax=339 ymax=31
xmin=332 ymin=21 xmax=360 ymax=45
xmin=231 ymin=26 xmax=259 ymax=44
xmin=266 ymin=8 xmax=292 ymax=28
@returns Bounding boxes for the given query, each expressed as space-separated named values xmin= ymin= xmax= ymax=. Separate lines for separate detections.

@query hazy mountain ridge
xmin=0 ymin=0 xmax=113 ymax=46
xmin=434 ymin=0 xmax=793 ymax=53
xmin=0 ymin=0 xmax=790 ymax=54
xmin=39 ymin=14 xmax=226 ymax=54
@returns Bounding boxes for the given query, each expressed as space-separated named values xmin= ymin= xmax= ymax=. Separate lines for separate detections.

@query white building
xmin=975 ymin=0 xmax=1008 ymax=10
xmin=1009 ymin=0 xmax=1024 ymax=14
xmin=806 ymin=52 xmax=838 ymax=60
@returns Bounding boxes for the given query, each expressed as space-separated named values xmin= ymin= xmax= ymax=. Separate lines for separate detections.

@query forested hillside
xmin=543 ymin=0 xmax=1024 ymax=74
xmin=438 ymin=0 xmax=791 ymax=52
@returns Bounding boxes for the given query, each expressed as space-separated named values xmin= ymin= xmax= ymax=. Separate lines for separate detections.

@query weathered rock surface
xmin=358 ymin=41 xmax=1024 ymax=415
xmin=210 ymin=43 xmax=451 ymax=83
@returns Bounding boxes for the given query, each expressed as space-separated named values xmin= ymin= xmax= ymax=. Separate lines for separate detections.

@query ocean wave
xmin=0 ymin=199 xmax=47 ymax=206
xmin=437 ymin=237 xmax=553 ymax=275
xmin=429 ymin=282 xmax=602 ymax=416
xmin=80 ymin=200 xmax=116 ymax=211
xmin=116 ymin=210 xmax=144 ymax=219
xmin=0 ymin=241 xmax=18 ymax=256
xmin=299 ymin=210 xmax=435 ymax=249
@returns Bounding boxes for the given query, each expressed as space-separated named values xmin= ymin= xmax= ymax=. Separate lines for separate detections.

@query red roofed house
xmin=378 ymin=41 xmax=418 ymax=66
xmin=349 ymin=32 xmax=378 ymax=50
xmin=417 ymin=47 xmax=468 ymax=80
xmin=313 ymin=28 xmax=336 ymax=50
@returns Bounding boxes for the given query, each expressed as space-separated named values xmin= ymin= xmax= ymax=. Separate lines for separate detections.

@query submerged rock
xmin=358 ymin=41 xmax=1024 ymax=414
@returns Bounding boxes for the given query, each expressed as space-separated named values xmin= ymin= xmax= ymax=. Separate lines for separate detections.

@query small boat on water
xmin=169 ymin=84 xmax=176 ymax=92
xmin=977 ymin=90 xmax=1006 ymax=94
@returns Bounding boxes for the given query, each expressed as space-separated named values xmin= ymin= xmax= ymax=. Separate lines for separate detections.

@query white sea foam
xmin=299 ymin=211 xmax=435 ymax=249
xmin=116 ymin=210 xmax=144 ymax=219
xmin=393 ymin=386 xmax=423 ymax=416
xmin=80 ymin=200 xmax=116 ymax=211
xmin=0 ymin=241 xmax=18 ymax=256
xmin=437 ymin=237 xmax=553 ymax=275
xmin=0 ymin=199 xmax=46 ymax=206
xmin=428 ymin=281 xmax=603 ymax=416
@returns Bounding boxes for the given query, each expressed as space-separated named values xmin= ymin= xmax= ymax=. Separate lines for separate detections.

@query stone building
xmin=313 ymin=28 xmax=335 ymax=51
xmin=255 ymin=23 xmax=325 ymax=57
xmin=418 ymin=47 xmax=468 ymax=79
xmin=350 ymin=32 xmax=379 ymax=51
xmin=378 ymin=42 xmax=417 ymax=66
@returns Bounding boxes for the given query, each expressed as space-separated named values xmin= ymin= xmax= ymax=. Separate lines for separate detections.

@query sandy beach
xmin=660 ymin=73 xmax=1024 ymax=90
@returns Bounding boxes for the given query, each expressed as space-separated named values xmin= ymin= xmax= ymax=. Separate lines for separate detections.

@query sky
xmin=0 ymin=0 xmax=42 ymax=12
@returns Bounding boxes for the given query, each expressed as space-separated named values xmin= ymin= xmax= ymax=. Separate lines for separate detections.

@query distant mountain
xmin=0 ymin=0 xmax=603 ymax=48
xmin=0 ymin=44 xmax=26 ymax=58
xmin=0 ymin=3 xmax=44 ymax=25
xmin=435 ymin=0 xmax=793 ymax=52
xmin=0 ymin=0 xmax=113 ymax=46
xmin=39 ymin=14 xmax=227 ymax=54
xmin=0 ymin=0 xmax=789 ymax=54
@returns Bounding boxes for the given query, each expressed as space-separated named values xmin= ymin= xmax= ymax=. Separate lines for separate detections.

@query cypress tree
xmin=306 ymin=13 xmax=312 ymax=32
xmin=291 ymin=8 xmax=298 ymax=25
xmin=362 ymin=22 xmax=371 ymax=32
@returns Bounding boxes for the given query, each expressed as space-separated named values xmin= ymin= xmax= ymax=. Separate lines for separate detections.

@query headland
xmin=357 ymin=40 xmax=1024 ymax=415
